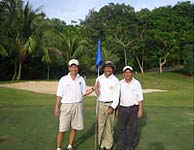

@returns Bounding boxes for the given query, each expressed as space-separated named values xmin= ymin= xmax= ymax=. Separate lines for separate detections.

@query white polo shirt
xmin=120 ymin=78 xmax=143 ymax=107
xmin=96 ymin=74 xmax=120 ymax=109
xmin=56 ymin=73 xmax=86 ymax=103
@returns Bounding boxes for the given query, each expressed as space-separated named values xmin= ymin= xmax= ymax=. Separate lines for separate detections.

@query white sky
xmin=25 ymin=0 xmax=193 ymax=24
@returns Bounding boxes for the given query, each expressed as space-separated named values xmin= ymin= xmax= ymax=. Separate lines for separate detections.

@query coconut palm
xmin=59 ymin=26 xmax=88 ymax=63
xmin=0 ymin=0 xmax=43 ymax=80
xmin=35 ymin=18 xmax=65 ymax=80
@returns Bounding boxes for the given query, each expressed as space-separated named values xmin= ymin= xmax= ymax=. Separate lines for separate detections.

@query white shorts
xmin=59 ymin=102 xmax=84 ymax=132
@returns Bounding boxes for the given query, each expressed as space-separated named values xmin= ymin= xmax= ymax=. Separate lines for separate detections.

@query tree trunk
xmin=16 ymin=61 xmax=22 ymax=80
xmin=12 ymin=63 xmax=18 ymax=80
xmin=159 ymin=58 xmax=164 ymax=73
xmin=124 ymin=48 xmax=127 ymax=66
xmin=159 ymin=52 xmax=169 ymax=73
xmin=135 ymin=55 xmax=144 ymax=73
xmin=133 ymin=51 xmax=144 ymax=73
xmin=141 ymin=57 xmax=144 ymax=73
xmin=47 ymin=65 xmax=50 ymax=80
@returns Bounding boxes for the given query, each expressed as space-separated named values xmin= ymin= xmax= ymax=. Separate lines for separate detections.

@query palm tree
xmin=41 ymin=47 xmax=63 ymax=80
xmin=0 ymin=0 xmax=43 ymax=80
xmin=15 ymin=35 xmax=36 ymax=80
xmin=14 ymin=2 xmax=43 ymax=80
xmin=36 ymin=20 xmax=64 ymax=80
xmin=59 ymin=26 xmax=88 ymax=63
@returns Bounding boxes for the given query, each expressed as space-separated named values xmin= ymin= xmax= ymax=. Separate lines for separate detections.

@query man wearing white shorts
xmin=54 ymin=59 xmax=95 ymax=150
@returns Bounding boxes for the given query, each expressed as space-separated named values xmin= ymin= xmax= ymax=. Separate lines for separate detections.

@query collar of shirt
xmin=67 ymin=73 xmax=80 ymax=80
xmin=102 ymin=73 xmax=114 ymax=79
xmin=121 ymin=77 xmax=135 ymax=84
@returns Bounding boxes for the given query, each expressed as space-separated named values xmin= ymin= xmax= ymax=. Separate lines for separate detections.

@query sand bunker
xmin=0 ymin=81 xmax=167 ymax=95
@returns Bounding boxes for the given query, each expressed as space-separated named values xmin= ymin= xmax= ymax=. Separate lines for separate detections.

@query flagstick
xmin=95 ymin=66 xmax=100 ymax=150
xmin=97 ymin=65 xmax=100 ymax=77
xmin=95 ymin=99 xmax=98 ymax=150
xmin=95 ymin=37 xmax=102 ymax=150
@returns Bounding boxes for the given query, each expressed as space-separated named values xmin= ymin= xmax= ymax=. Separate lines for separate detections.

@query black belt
xmin=100 ymin=101 xmax=113 ymax=103
xmin=120 ymin=105 xmax=137 ymax=108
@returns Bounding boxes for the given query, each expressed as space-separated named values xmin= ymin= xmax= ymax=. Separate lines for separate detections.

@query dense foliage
xmin=0 ymin=0 xmax=193 ymax=80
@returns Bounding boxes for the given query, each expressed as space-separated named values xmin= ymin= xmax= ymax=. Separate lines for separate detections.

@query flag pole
xmin=97 ymin=66 xmax=100 ymax=77
xmin=95 ymin=65 xmax=100 ymax=150
xmin=95 ymin=37 xmax=102 ymax=150
xmin=95 ymin=75 xmax=98 ymax=150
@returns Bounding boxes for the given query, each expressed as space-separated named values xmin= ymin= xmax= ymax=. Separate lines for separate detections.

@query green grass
xmin=0 ymin=72 xmax=193 ymax=150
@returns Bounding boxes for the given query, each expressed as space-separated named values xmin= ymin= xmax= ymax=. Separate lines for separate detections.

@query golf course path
xmin=0 ymin=81 xmax=167 ymax=95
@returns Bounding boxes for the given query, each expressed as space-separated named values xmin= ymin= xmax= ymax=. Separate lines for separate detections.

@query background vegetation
xmin=0 ymin=1 xmax=193 ymax=149
xmin=0 ymin=0 xmax=193 ymax=81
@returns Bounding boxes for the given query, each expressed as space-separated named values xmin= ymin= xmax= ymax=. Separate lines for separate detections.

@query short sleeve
xmin=80 ymin=77 xmax=86 ymax=96
xmin=137 ymin=81 xmax=143 ymax=101
xmin=56 ymin=78 xmax=63 ymax=97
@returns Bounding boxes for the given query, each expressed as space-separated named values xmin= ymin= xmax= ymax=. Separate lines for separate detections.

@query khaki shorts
xmin=59 ymin=102 xmax=84 ymax=132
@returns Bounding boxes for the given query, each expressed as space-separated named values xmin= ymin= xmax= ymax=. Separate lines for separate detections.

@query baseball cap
xmin=123 ymin=66 xmax=133 ymax=72
xmin=68 ymin=59 xmax=79 ymax=66
xmin=102 ymin=60 xmax=115 ymax=69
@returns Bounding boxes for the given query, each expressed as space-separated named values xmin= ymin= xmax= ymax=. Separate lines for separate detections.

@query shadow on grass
xmin=113 ymin=120 xmax=119 ymax=150
xmin=73 ymin=112 xmax=148 ymax=149
xmin=0 ymin=136 xmax=9 ymax=144
xmin=147 ymin=142 xmax=165 ymax=150
xmin=137 ymin=111 xmax=147 ymax=146
xmin=73 ymin=122 xmax=95 ymax=149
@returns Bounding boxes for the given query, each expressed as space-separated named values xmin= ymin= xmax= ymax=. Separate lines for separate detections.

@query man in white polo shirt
xmin=118 ymin=66 xmax=143 ymax=150
xmin=54 ymin=59 xmax=95 ymax=150
xmin=95 ymin=60 xmax=120 ymax=150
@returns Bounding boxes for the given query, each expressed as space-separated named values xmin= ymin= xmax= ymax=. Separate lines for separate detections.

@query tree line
xmin=0 ymin=0 xmax=193 ymax=81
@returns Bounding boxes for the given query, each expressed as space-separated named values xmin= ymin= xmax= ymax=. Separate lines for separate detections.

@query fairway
xmin=0 ymin=72 xmax=193 ymax=150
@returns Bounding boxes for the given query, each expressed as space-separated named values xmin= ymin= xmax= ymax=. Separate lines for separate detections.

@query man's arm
xmin=137 ymin=101 xmax=143 ymax=118
xmin=54 ymin=96 xmax=62 ymax=117
xmin=84 ymin=86 xmax=96 ymax=96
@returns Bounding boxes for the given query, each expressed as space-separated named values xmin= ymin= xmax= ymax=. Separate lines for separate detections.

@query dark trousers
xmin=118 ymin=105 xmax=138 ymax=150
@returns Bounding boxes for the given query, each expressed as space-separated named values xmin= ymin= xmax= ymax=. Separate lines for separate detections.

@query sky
xmin=24 ymin=0 xmax=193 ymax=24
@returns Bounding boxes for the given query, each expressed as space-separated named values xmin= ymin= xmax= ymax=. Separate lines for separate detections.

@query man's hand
xmin=137 ymin=101 xmax=143 ymax=119
xmin=137 ymin=109 xmax=143 ymax=119
xmin=54 ymin=96 xmax=61 ymax=117
xmin=107 ymin=106 xmax=114 ymax=114
xmin=54 ymin=107 xmax=60 ymax=117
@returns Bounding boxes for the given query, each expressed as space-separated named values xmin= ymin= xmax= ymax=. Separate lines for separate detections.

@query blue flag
xmin=96 ymin=37 xmax=102 ymax=72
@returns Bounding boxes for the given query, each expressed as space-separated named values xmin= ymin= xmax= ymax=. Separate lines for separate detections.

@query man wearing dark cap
xmin=54 ymin=59 xmax=96 ymax=150
xmin=95 ymin=60 xmax=120 ymax=150
xmin=118 ymin=66 xmax=144 ymax=150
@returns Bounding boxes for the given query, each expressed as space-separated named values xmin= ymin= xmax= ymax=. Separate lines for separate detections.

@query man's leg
xmin=103 ymin=113 xmax=114 ymax=149
xmin=68 ymin=128 xmax=76 ymax=146
xmin=57 ymin=132 xmax=65 ymax=148
xmin=128 ymin=106 xmax=138 ymax=150
xmin=98 ymin=103 xmax=107 ymax=148
xmin=118 ymin=107 xmax=129 ymax=150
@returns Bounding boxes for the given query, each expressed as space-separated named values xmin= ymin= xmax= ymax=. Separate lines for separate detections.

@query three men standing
xmin=54 ymin=59 xmax=143 ymax=150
